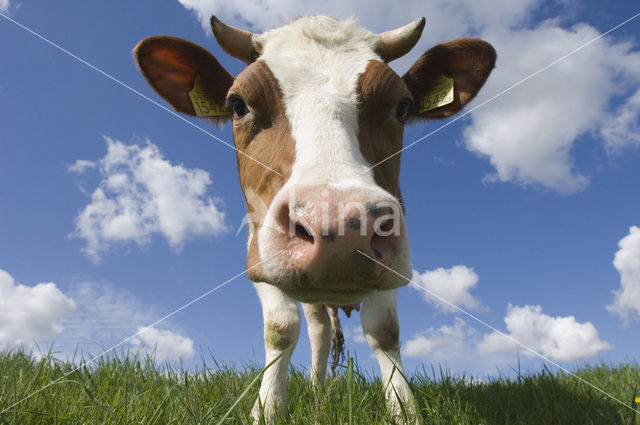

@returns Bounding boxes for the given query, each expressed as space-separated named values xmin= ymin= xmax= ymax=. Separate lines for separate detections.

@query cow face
xmin=135 ymin=16 xmax=495 ymax=304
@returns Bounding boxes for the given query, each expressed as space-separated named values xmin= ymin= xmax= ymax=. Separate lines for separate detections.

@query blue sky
xmin=1 ymin=0 xmax=639 ymax=384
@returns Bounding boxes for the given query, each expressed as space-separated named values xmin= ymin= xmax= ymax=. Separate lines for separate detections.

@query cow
xmin=134 ymin=15 xmax=495 ymax=423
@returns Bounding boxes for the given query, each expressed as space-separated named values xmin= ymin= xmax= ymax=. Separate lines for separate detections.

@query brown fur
xmin=402 ymin=38 xmax=497 ymax=119
xmin=228 ymin=61 xmax=296 ymax=280
xmin=356 ymin=61 xmax=410 ymax=206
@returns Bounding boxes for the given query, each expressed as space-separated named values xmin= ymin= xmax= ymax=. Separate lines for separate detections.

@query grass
xmin=0 ymin=349 xmax=639 ymax=424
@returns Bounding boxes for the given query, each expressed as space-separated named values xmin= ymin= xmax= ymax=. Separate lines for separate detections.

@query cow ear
xmin=402 ymin=38 xmax=496 ymax=119
xmin=134 ymin=36 xmax=234 ymax=121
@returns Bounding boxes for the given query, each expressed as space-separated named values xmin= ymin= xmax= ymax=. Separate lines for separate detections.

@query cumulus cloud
xmin=131 ymin=327 xmax=195 ymax=362
xmin=178 ymin=0 xmax=537 ymax=36
xmin=478 ymin=304 xmax=610 ymax=362
xmin=607 ymin=226 xmax=640 ymax=324
xmin=344 ymin=325 xmax=367 ymax=345
xmin=59 ymin=282 xmax=161 ymax=347
xmin=465 ymin=23 xmax=640 ymax=193
xmin=402 ymin=318 xmax=520 ymax=377
xmin=403 ymin=317 xmax=476 ymax=361
xmin=412 ymin=266 xmax=486 ymax=313
xmin=71 ymin=136 xmax=227 ymax=262
xmin=176 ymin=0 xmax=539 ymax=72
xmin=52 ymin=281 xmax=194 ymax=362
xmin=178 ymin=0 xmax=640 ymax=193
xmin=0 ymin=271 xmax=193 ymax=362
xmin=600 ymin=89 xmax=640 ymax=155
xmin=0 ymin=269 xmax=76 ymax=352
xmin=180 ymin=0 xmax=413 ymax=34
xmin=68 ymin=159 xmax=97 ymax=174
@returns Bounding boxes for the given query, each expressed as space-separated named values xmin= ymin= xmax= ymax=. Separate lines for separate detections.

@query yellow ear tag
xmin=419 ymin=75 xmax=454 ymax=113
xmin=188 ymin=76 xmax=230 ymax=117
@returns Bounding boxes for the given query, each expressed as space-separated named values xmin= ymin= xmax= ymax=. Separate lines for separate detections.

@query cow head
xmin=135 ymin=16 xmax=495 ymax=305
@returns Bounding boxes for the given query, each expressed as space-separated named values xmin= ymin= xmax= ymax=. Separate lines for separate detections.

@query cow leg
xmin=252 ymin=282 xmax=301 ymax=422
xmin=361 ymin=289 xmax=416 ymax=422
xmin=301 ymin=303 xmax=331 ymax=385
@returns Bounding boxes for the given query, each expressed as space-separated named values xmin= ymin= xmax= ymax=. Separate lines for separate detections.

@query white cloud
xmin=465 ymin=22 xmax=640 ymax=193
xmin=177 ymin=0 xmax=536 ymax=36
xmin=71 ymin=136 xmax=227 ymax=262
xmin=478 ymin=304 xmax=610 ymax=362
xmin=68 ymin=159 xmax=97 ymax=174
xmin=176 ymin=0 xmax=537 ymax=72
xmin=403 ymin=317 xmax=476 ymax=360
xmin=402 ymin=318 xmax=519 ymax=378
xmin=179 ymin=0 xmax=407 ymax=34
xmin=600 ymin=89 xmax=640 ymax=155
xmin=52 ymin=281 xmax=194 ymax=362
xmin=59 ymin=282 xmax=160 ymax=346
xmin=0 ymin=269 xmax=76 ymax=352
xmin=345 ymin=325 xmax=367 ymax=344
xmin=0 ymin=272 xmax=192 ymax=362
xmin=412 ymin=266 xmax=485 ymax=313
xmin=0 ymin=0 xmax=9 ymax=12
xmin=607 ymin=226 xmax=640 ymax=324
xmin=131 ymin=327 xmax=195 ymax=362
xmin=178 ymin=0 xmax=640 ymax=194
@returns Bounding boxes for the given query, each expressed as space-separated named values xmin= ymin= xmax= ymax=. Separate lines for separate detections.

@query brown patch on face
xmin=229 ymin=61 xmax=295 ymax=278
xmin=356 ymin=61 xmax=410 ymax=208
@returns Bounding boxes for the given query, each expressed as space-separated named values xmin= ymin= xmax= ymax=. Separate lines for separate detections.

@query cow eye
xmin=231 ymin=97 xmax=248 ymax=118
xmin=396 ymin=100 xmax=410 ymax=121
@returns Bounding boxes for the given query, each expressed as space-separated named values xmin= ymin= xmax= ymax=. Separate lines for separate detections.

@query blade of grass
xmin=148 ymin=388 xmax=173 ymax=425
xmin=215 ymin=345 xmax=293 ymax=425
xmin=348 ymin=357 xmax=354 ymax=425
xmin=26 ymin=354 xmax=50 ymax=395
xmin=633 ymin=389 xmax=638 ymax=425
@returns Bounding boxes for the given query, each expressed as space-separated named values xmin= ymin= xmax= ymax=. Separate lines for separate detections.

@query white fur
xmin=257 ymin=16 xmax=381 ymax=187
xmin=361 ymin=289 xmax=416 ymax=419
xmin=252 ymin=282 xmax=300 ymax=419
xmin=301 ymin=303 xmax=331 ymax=385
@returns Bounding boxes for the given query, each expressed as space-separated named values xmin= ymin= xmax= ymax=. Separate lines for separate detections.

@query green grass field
xmin=0 ymin=350 xmax=639 ymax=424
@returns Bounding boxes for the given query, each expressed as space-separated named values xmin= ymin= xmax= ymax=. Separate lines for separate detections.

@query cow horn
xmin=376 ymin=17 xmax=426 ymax=62
xmin=210 ymin=15 xmax=260 ymax=64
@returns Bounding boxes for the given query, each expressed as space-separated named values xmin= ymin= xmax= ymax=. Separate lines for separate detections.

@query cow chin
xmin=282 ymin=288 xmax=373 ymax=305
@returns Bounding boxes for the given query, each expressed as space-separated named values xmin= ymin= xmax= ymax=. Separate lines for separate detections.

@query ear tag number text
xmin=419 ymin=75 xmax=454 ymax=113
xmin=188 ymin=76 xmax=230 ymax=117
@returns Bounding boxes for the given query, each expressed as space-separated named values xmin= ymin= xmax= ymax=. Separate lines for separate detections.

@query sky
xmin=1 ymin=0 xmax=639 ymax=387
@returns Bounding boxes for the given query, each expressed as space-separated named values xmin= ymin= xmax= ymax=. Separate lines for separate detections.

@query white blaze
xmin=256 ymin=16 xmax=382 ymax=188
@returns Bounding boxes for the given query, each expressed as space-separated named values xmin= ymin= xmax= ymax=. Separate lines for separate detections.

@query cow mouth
xmin=282 ymin=287 xmax=371 ymax=305
xmin=262 ymin=248 xmax=409 ymax=303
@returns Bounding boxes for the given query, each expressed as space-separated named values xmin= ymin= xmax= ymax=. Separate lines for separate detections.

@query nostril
xmin=377 ymin=218 xmax=395 ymax=235
xmin=367 ymin=202 xmax=384 ymax=218
xmin=347 ymin=217 xmax=362 ymax=231
xmin=293 ymin=221 xmax=314 ymax=244
xmin=370 ymin=218 xmax=398 ymax=260
xmin=278 ymin=199 xmax=315 ymax=245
